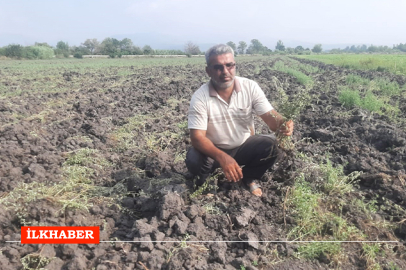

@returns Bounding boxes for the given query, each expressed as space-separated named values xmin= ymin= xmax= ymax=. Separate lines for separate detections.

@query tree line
xmin=1 ymin=37 xmax=405 ymax=60
xmin=225 ymin=40 xmax=321 ymax=55
xmin=0 ymin=38 xmax=194 ymax=60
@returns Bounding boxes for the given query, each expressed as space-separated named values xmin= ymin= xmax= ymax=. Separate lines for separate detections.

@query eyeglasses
xmin=210 ymin=62 xmax=236 ymax=71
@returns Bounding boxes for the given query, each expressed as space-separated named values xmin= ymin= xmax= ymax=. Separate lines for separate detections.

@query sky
xmin=1 ymin=0 xmax=405 ymax=50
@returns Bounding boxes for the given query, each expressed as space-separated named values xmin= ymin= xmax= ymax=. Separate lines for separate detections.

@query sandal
xmin=247 ymin=181 xmax=262 ymax=197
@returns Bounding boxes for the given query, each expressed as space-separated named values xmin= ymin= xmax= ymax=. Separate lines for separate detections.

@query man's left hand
xmin=279 ymin=120 xmax=294 ymax=136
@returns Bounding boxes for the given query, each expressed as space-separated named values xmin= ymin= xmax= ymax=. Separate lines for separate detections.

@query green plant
xmin=362 ymin=243 xmax=382 ymax=270
xmin=360 ymin=92 xmax=384 ymax=112
xmin=203 ymin=203 xmax=222 ymax=215
xmin=272 ymin=76 xmax=311 ymax=150
xmin=320 ymin=159 xmax=361 ymax=196
xmin=339 ymin=88 xmax=361 ymax=108
xmin=346 ymin=74 xmax=370 ymax=86
xmin=297 ymin=242 xmax=341 ymax=260
xmin=21 ymin=253 xmax=53 ymax=270
xmin=273 ymin=61 xmax=314 ymax=88
xmin=375 ymin=78 xmax=401 ymax=96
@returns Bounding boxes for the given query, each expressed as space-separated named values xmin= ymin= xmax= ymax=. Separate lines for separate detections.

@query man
xmin=185 ymin=44 xmax=293 ymax=197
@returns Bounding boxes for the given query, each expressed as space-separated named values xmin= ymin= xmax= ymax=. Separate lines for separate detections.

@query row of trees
xmin=328 ymin=43 xmax=406 ymax=54
xmin=2 ymin=37 xmax=404 ymax=60
xmin=226 ymin=40 xmax=322 ymax=55
xmin=0 ymin=38 xmax=196 ymax=59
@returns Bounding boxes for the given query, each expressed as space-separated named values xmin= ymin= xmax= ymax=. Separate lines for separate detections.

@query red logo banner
xmin=21 ymin=226 xmax=100 ymax=244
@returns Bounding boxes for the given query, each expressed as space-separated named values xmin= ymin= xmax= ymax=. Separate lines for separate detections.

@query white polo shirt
xmin=188 ymin=76 xmax=273 ymax=149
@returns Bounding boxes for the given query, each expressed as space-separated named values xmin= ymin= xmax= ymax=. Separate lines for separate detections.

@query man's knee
xmin=185 ymin=147 xmax=215 ymax=176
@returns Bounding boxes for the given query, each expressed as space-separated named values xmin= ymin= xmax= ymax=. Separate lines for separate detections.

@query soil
xmin=0 ymin=57 xmax=405 ymax=270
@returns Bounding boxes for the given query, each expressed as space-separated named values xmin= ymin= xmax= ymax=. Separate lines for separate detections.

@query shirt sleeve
xmin=251 ymin=81 xmax=273 ymax=116
xmin=188 ymin=92 xmax=208 ymax=130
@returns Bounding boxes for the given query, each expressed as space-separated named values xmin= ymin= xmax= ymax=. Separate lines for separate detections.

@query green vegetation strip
xmin=272 ymin=60 xmax=314 ymax=88
xmin=338 ymin=74 xmax=401 ymax=118
xmin=287 ymin=153 xmax=363 ymax=263
xmin=298 ymin=54 xmax=406 ymax=76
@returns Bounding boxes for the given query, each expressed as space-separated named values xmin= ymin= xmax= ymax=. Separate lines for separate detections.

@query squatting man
xmin=185 ymin=44 xmax=293 ymax=197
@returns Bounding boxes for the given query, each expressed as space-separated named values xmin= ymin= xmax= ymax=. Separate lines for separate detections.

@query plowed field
xmin=1 ymin=56 xmax=405 ymax=270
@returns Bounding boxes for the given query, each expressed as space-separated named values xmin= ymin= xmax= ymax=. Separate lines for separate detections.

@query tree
xmin=312 ymin=44 xmax=322 ymax=53
xmin=226 ymin=41 xmax=237 ymax=54
xmin=143 ymin=45 xmax=154 ymax=55
xmin=4 ymin=44 xmax=24 ymax=59
xmin=56 ymin=41 xmax=69 ymax=51
xmin=55 ymin=41 xmax=69 ymax=57
xmin=294 ymin=46 xmax=304 ymax=54
xmin=34 ymin=42 xmax=52 ymax=48
xmin=82 ymin=39 xmax=100 ymax=54
xmin=237 ymin=41 xmax=247 ymax=54
xmin=275 ymin=40 xmax=285 ymax=51
xmin=100 ymin=38 xmax=121 ymax=57
xmin=247 ymin=39 xmax=265 ymax=54
xmin=184 ymin=41 xmax=201 ymax=55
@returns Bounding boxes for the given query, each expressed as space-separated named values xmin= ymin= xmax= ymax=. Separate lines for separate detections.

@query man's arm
xmin=190 ymin=129 xmax=243 ymax=182
xmin=259 ymin=109 xmax=294 ymax=136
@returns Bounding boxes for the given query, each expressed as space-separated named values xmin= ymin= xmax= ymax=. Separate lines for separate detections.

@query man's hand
xmin=260 ymin=110 xmax=294 ymax=136
xmin=190 ymin=129 xmax=243 ymax=182
xmin=218 ymin=153 xmax=243 ymax=182
xmin=278 ymin=119 xmax=294 ymax=136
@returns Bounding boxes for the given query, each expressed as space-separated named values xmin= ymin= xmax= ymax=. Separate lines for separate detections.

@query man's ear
xmin=205 ymin=66 xmax=210 ymax=76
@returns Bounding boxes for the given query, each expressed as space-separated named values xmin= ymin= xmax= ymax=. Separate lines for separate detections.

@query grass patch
xmin=374 ymin=78 xmax=402 ymax=96
xmin=287 ymin=154 xmax=366 ymax=264
xmin=273 ymin=61 xmax=314 ymax=88
xmin=0 ymin=148 xmax=115 ymax=225
xmin=360 ymin=92 xmax=385 ymax=112
xmin=338 ymin=88 xmax=361 ymax=108
xmin=320 ymin=159 xmax=361 ymax=196
xmin=346 ymin=74 xmax=370 ymax=86
xmin=297 ymin=54 xmax=406 ymax=76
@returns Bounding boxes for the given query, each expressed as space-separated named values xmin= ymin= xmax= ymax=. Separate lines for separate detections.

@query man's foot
xmin=248 ymin=182 xmax=262 ymax=197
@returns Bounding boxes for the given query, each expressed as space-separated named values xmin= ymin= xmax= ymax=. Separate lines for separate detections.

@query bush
xmin=24 ymin=46 xmax=55 ymax=59
xmin=375 ymin=78 xmax=401 ymax=96
xmin=338 ymin=89 xmax=361 ymax=108
xmin=360 ymin=92 xmax=383 ymax=112
xmin=5 ymin=44 xmax=24 ymax=58
xmin=73 ymin=53 xmax=83 ymax=59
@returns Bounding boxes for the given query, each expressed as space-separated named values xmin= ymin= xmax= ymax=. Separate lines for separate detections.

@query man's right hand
xmin=218 ymin=153 xmax=243 ymax=182
xmin=190 ymin=129 xmax=243 ymax=182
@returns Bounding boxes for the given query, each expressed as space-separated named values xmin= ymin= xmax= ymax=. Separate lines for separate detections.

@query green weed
xmin=297 ymin=242 xmax=341 ymax=260
xmin=273 ymin=61 xmax=314 ymax=88
xmin=338 ymin=88 xmax=361 ymax=108
xmin=362 ymin=243 xmax=382 ymax=270
xmin=320 ymin=159 xmax=361 ymax=196
xmin=346 ymin=74 xmax=370 ymax=86
xmin=360 ymin=92 xmax=384 ymax=112
xmin=375 ymin=78 xmax=402 ymax=96
xmin=21 ymin=253 xmax=53 ymax=270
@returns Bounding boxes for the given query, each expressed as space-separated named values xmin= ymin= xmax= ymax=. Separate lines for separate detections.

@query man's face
xmin=206 ymin=53 xmax=236 ymax=89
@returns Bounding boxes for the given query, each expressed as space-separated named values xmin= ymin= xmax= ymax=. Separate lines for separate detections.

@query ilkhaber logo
xmin=21 ymin=226 xmax=99 ymax=244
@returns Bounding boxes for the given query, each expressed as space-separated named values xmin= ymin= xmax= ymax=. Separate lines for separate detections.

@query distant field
xmin=297 ymin=54 xmax=406 ymax=76
xmin=0 ymin=56 xmax=265 ymax=97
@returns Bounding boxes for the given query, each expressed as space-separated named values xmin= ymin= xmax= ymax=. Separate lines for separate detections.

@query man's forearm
xmin=191 ymin=136 xmax=226 ymax=163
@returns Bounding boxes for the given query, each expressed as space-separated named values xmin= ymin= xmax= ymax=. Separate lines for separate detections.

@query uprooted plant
xmin=272 ymin=76 xmax=311 ymax=151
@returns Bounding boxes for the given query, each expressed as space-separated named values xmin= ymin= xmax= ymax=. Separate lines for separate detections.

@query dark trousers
xmin=185 ymin=135 xmax=280 ymax=185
